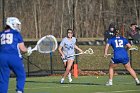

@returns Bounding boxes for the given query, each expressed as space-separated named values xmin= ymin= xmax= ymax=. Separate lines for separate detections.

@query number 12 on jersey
xmin=115 ymin=40 xmax=123 ymax=48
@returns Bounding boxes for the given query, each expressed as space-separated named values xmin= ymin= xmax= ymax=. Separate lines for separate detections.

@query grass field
xmin=9 ymin=75 xmax=140 ymax=93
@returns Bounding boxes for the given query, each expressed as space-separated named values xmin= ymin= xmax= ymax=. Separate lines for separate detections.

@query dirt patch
xmin=78 ymin=70 xmax=107 ymax=76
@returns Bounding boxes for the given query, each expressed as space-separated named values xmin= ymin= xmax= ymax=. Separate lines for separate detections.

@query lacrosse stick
xmin=27 ymin=35 xmax=58 ymax=56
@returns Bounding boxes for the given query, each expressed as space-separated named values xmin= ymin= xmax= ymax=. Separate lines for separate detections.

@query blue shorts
xmin=111 ymin=57 xmax=129 ymax=65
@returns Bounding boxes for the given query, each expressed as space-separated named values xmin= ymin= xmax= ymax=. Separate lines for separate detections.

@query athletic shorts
xmin=62 ymin=56 xmax=75 ymax=62
xmin=111 ymin=57 xmax=129 ymax=65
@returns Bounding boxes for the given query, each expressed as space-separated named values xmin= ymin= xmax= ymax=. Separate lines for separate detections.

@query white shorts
xmin=62 ymin=56 xmax=75 ymax=62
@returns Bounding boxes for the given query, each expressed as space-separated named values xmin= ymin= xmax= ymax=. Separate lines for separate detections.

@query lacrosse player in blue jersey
xmin=0 ymin=17 xmax=31 ymax=93
xmin=59 ymin=29 xmax=83 ymax=83
xmin=104 ymin=29 xmax=140 ymax=86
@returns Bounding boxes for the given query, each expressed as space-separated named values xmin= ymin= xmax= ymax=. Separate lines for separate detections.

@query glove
xmin=61 ymin=55 xmax=66 ymax=60
xmin=26 ymin=47 xmax=32 ymax=56
xmin=61 ymin=55 xmax=67 ymax=62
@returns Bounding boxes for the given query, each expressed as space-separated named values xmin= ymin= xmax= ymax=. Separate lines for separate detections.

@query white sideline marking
xmin=95 ymin=90 xmax=140 ymax=93
xmin=8 ymin=85 xmax=92 ymax=91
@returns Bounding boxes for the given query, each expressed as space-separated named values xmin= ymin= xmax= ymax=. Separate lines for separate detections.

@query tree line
xmin=0 ymin=0 xmax=140 ymax=39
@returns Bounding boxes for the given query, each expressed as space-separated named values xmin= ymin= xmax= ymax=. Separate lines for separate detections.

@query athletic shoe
xmin=68 ymin=73 xmax=72 ymax=82
xmin=136 ymin=82 xmax=140 ymax=85
xmin=60 ymin=78 xmax=64 ymax=84
xmin=16 ymin=91 xmax=22 ymax=93
xmin=68 ymin=73 xmax=71 ymax=79
xmin=68 ymin=78 xmax=72 ymax=83
xmin=106 ymin=81 xmax=113 ymax=86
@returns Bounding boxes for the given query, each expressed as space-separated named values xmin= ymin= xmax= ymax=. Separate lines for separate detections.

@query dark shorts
xmin=111 ymin=57 xmax=129 ymax=65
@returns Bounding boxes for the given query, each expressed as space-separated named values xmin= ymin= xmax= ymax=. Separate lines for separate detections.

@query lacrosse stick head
xmin=30 ymin=35 xmax=58 ymax=54
xmin=84 ymin=48 xmax=94 ymax=54
xmin=129 ymin=45 xmax=138 ymax=51
xmin=37 ymin=35 xmax=58 ymax=53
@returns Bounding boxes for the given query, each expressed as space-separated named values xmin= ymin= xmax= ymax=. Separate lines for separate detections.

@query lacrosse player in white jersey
xmin=59 ymin=29 xmax=83 ymax=83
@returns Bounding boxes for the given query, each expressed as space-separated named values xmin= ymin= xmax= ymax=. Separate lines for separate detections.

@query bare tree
xmin=1 ymin=0 xmax=140 ymax=39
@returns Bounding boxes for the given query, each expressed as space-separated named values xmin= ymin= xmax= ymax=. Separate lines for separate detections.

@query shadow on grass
xmin=61 ymin=82 xmax=102 ymax=86
xmin=25 ymin=80 xmax=103 ymax=86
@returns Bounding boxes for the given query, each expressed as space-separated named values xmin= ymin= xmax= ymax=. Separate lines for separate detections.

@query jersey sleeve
xmin=73 ymin=37 xmax=76 ymax=44
xmin=107 ymin=38 xmax=112 ymax=45
xmin=59 ymin=38 xmax=65 ymax=47
xmin=17 ymin=32 xmax=24 ymax=43
xmin=124 ymin=38 xmax=129 ymax=45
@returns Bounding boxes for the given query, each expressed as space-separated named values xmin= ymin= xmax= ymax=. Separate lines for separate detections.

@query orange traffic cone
xmin=74 ymin=64 xmax=78 ymax=78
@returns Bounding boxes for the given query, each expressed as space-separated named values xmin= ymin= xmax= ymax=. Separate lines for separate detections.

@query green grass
xmin=9 ymin=75 xmax=140 ymax=93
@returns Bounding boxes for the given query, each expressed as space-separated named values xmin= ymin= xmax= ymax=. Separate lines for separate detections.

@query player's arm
xmin=126 ymin=43 xmax=131 ymax=49
xmin=104 ymin=44 xmax=110 ymax=58
xmin=58 ymin=46 xmax=65 ymax=58
xmin=74 ymin=45 xmax=83 ymax=53
xmin=19 ymin=42 xmax=32 ymax=56
xmin=17 ymin=33 xmax=31 ymax=54
xmin=19 ymin=42 xmax=28 ymax=52
xmin=126 ymin=43 xmax=138 ymax=50
xmin=125 ymin=38 xmax=138 ymax=50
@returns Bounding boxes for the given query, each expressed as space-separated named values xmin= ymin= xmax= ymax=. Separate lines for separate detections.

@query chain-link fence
xmin=21 ymin=40 xmax=140 ymax=77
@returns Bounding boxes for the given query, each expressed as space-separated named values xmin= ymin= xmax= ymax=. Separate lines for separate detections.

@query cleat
xmin=60 ymin=78 xmax=64 ymax=84
xmin=68 ymin=73 xmax=71 ymax=78
xmin=16 ymin=91 xmax=22 ymax=93
xmin=106 ymin=81 xmax=113 ymax=86
xmin=136 ymin=82 xmax=140 ymax=85
xmin=68 ymin=73 xmax=72 ymax=83
xmin=69 ymin=78 xmax=72 ymax=83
